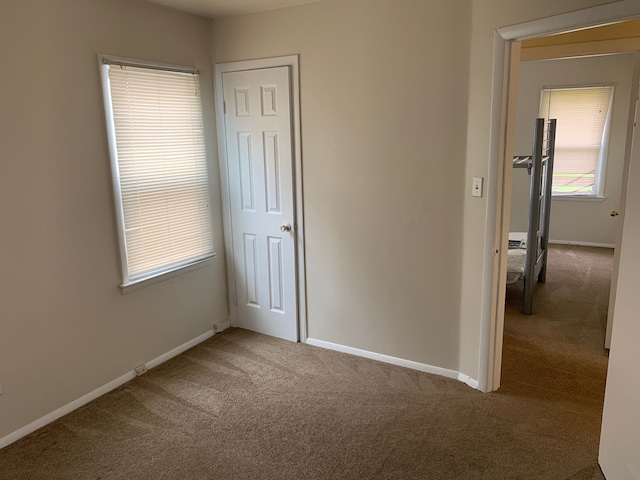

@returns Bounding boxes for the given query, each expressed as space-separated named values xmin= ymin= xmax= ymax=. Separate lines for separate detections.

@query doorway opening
xmin=482 ymin=3 xmax=640 ymax=394
xmin=484 ymin=6 xmax=640 ymax=476
xmin=502 ymin=41 xmax=638 ymax=394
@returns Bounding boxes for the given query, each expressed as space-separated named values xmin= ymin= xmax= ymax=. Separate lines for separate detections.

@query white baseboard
xmin=549 ymin=239 xmax=615 ymax=249
xmin=0 ymin=329 xmax=215 ymax=450
xmin=306 ymin=338 xmax=479 ymax=390
xmin=213 ymin=320 xmax=231 ymax=334
xmin=143 ymin=329 xmax=215 ymax=370
xmin=457 ymin=372 xmax=479 ymax=389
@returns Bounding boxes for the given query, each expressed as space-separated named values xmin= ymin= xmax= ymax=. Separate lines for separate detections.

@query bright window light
xmin=539 ymin=85 xmax=614 ymax=197
xmin=100 ymin=57 xmax=215 ymax=289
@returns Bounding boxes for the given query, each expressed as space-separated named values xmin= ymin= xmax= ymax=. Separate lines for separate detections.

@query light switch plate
xmin=472 ymin=177 xmax=484 ymax=198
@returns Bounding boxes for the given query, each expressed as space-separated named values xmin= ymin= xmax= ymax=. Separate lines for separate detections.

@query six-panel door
xmin=222 ymin=66 xmax=298 ymax=342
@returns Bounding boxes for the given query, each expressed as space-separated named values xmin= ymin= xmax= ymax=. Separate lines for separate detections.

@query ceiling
xmin=140 ymin=0 xmax=323 ymax=17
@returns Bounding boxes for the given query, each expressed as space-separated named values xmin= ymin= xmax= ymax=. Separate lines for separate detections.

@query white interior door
xmin=605 ymin=65 xmax=640 ymax=349
xmin=598 ymin=71 xmax=640 ymax=479
xmin=222 ymin=66 xmax=298 ymax=342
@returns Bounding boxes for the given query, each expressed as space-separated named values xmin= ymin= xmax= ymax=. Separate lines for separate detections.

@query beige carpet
xmin=0 ymin=245 xmax=612 ymax=479
xmin=499 ymin=244 xmax=612 ymax=480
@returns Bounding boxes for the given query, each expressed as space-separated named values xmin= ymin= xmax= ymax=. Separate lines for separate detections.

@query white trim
xmin=144 ymin=330 xmax=215 ymax=370
xmin=213 ymin=64 xmax=237 ymax=328
xmin=522 ymin=38 xmax=640 ymax=62
xmin=497 ymin=1 xmax=640 ymax=41
xmin=457 ymin=373 xmax=480 ymax=390
xmin=98 ymin=55 xmax=216 ymax=290
xmin=478 ymin=35 xmax=520 ymax=393
xmin=98 ymin=54 xmax=199 ymax=74
xmin=214 ymin=55 xmax=307 ymax=342
xmin=213 ymin=320 xmax=231 ymax=333
xmin=551 ymin=195 xmax=606 ymax=202
xmin=549 ymin=239 xmax=615 ymax=249
xmin=307 ymin=338 xmax=479 ymax=390
xmin=0 ymin=329 xmax=215 ymax=450
xmin=483 ymin=1 xmax=640 ymax=393
xmin=120 ymin=257 xmax=215 ymax=294
xmin=605 ymin=54 xmax=640 ymax=350
xmin=99 ymin=58 xmax=129 ymax=283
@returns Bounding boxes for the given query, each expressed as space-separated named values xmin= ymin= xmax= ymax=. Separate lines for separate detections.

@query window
xmin=99 ymin=56 xmax=215 ymax=290
xmin=539 ymin=85 xmax=614 ymax=197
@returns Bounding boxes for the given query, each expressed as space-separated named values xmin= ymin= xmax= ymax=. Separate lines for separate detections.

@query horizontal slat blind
xmin=107 ymin=64 xmax=214 ymax=283
xmin=539 ymin=86 xmax=613 ymax=195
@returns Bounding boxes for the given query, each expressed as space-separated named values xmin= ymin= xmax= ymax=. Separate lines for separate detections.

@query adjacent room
xmin=500 ymin=23 xmax=640 ymax=474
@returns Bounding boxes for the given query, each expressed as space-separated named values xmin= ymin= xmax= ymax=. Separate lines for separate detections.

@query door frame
xmin=481 ymin=1 xmax=640 ymax=393
xmin=214 ymin=55 xmax=307 ymax=342
xmin=605 ymin=53 xmax=640 ymax=349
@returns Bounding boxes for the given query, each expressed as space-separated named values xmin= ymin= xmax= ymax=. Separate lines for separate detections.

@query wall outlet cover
xmin=472 ymin=177 xmax=484 ymax=198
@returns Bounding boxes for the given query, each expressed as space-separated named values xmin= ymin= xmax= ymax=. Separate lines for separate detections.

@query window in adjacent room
xmin=99 ymin=56 xmax=215 ymax=291
xmin=539 ymin=85 xmax=614 ymax=197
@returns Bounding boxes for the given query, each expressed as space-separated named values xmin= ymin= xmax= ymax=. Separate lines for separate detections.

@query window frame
xmin=98 ymin=55 xmax=216 ymax=294
xmin=538 ymin=83 xmax=615 ymax=199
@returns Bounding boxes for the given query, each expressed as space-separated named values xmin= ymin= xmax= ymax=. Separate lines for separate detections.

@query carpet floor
xmin=0 ymin=245 xmax=612 ymax=479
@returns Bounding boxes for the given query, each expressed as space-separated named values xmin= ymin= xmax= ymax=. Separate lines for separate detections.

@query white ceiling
xmin=141 ymin=0 xmax=323 ymax=17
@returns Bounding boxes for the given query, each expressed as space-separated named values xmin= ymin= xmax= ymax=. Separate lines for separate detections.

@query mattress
xmin=507 ymin=232 xmax=527 ymax=279
xmin=507 ymin=249 xmax=526 ymax=274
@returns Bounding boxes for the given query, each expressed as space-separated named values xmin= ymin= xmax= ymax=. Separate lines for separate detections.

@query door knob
xmin=280 ymin=223 xmax=292 ymax=232
xmin=610 ymin=210 xmax=619 ymax=217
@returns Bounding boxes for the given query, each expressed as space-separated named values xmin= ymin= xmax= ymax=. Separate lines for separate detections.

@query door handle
xmin=610 ymin=210 xmax=619 ymax=217
xmin=280 ymin=223 xmax=292 ymax=232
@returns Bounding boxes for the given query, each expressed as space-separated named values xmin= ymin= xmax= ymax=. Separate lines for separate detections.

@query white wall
xmin=214 ymin=0 xmax=471 ymax=371
xmin=0 ymin=0 xmax=227 ymax=440
xmin=510 ymin=55 xmax=635 ymax=246
xmin=599 ymin=66 xmax=640 ymax=478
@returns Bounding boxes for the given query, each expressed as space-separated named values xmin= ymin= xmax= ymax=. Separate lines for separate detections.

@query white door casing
xmin=605 ymin=59 xmax=640 ymax=350
xmin=218 ymin=61 xmax=302 ymax=342
xmin=599 ymin=62 xmax=640 ymax=480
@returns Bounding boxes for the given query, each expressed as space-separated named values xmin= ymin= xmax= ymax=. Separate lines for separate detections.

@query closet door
xmin=222 ymin=66 xmax=298 ymax=342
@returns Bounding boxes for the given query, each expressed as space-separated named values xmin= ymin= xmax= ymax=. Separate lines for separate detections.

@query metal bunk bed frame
xmin=509 ymin=118 xmax=557 ymax=315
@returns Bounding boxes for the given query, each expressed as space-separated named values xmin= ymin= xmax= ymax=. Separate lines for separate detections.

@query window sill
xmin=551 ymin=195 xmax=606 ymax=202
xmin=120 ymin=255 xmax=216 ymax=295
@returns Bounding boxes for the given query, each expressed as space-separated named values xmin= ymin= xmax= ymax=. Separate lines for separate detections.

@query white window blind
xmin=101 ymin=60 xmax=214 ymax=287
xmin=539 ymin=85 xmax=613 ymax=196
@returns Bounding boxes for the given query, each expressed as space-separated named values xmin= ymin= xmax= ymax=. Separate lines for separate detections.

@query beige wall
xmin=214 ymin=0 xmax=471 ymax=370
xmin=214 ymin=0 xmax=625 ymax=383
xmin=1 ymin=0 xmax=634 ymax=443
xmin=510 ymin=54 xmax=635 ymax=246
xmin=0 ymin=0 xmax=227 ymax=440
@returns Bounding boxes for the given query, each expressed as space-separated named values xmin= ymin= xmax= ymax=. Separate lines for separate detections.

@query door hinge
xmin=233 ymin=293 xmax=237 ymax=305
xmin=223 ymin=101 xmax=227 ymax=114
